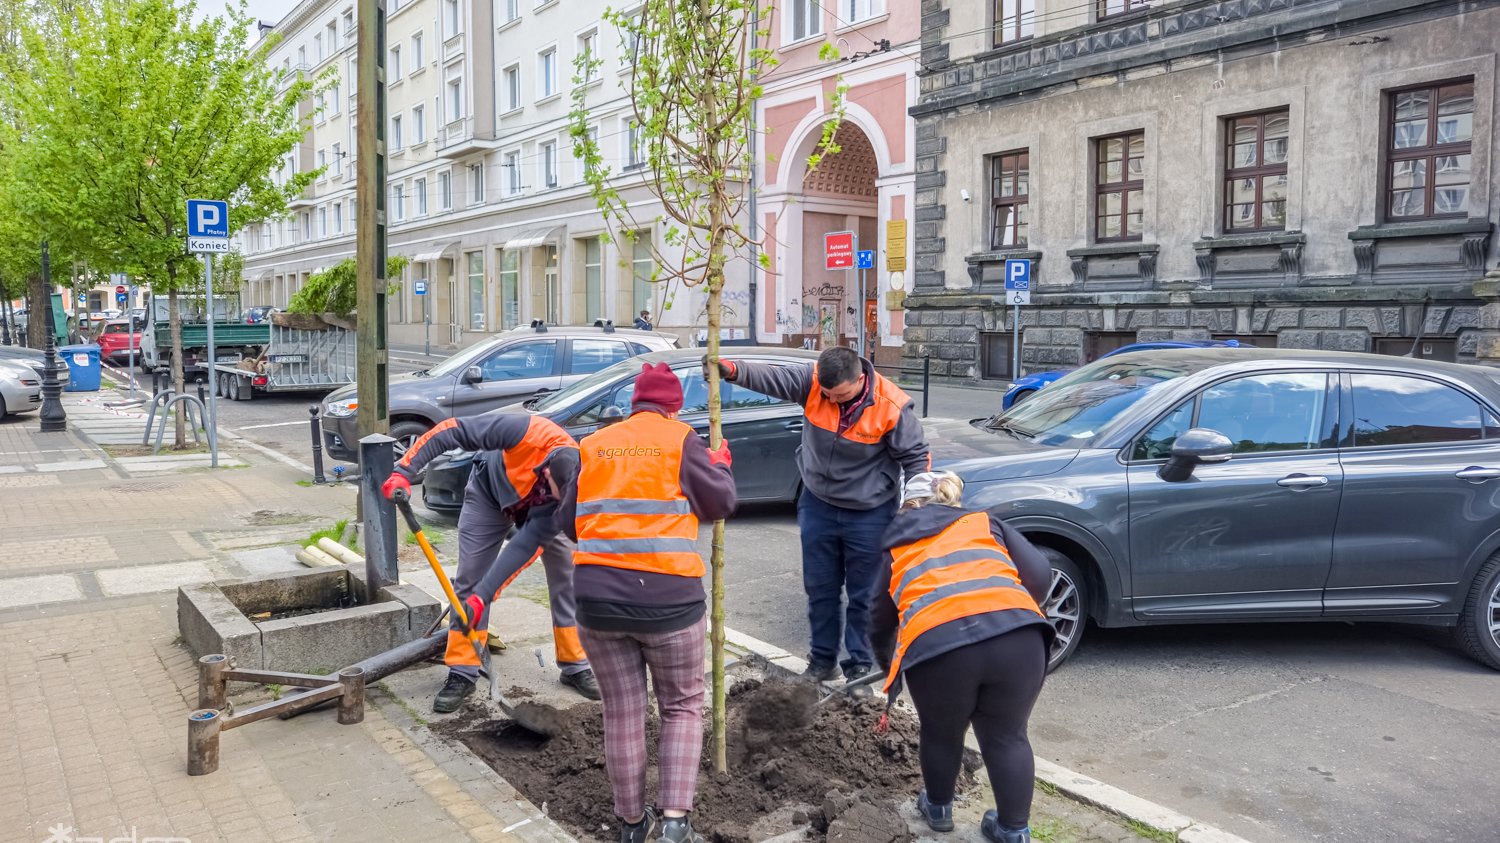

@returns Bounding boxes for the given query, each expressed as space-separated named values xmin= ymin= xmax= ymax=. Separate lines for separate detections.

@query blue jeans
xmin=797 ymin=488 xmax=896 ymax=671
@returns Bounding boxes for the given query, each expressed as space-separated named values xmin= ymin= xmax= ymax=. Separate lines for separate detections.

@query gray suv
xmin=933 ymin=348 xmax=1500 ymax=672
xmin=320 ymin=324 xmax=677 ymax=461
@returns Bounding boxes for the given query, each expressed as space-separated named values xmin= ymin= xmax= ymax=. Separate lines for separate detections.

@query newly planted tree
xmin=570 ymin=0 xmax=842 ymax=770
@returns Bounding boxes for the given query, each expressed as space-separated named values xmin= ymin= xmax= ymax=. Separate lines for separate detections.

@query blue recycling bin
xmin=59 ymin=343 xmax=102 ymax=391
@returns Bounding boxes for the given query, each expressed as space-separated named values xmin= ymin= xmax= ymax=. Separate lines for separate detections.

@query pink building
xmin=754 ymin=0 xmax=918 ymax=367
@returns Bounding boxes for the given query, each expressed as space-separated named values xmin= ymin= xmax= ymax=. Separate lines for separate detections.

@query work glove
xmin=381 ymin=473 xmax=411 ymax=500
xmin=460 ymin=594 xmax=486 ymax=633
xmin=708 ymin=440 xmax=732 ymax=468
xmin=700 ymin=355 xmax=737 ymax=383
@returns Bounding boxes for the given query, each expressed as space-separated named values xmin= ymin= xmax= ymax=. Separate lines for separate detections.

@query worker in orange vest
xmin=562 ymin=362 xmax=735 ymax=843
xmin=709 ymin=345 xmax=929 ymax=682
xmin=382 ymin=414 xmax=598 ymax=712
xmin=870 ymin=471 xmax=1054 ymax=843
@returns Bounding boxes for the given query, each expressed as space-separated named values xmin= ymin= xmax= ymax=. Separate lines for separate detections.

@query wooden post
xmin=355 ymin=0 xmax=389 ymax=445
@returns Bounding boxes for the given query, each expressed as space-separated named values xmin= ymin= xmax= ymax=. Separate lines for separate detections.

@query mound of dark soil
xmin=441 ymin=677 xmax=973 ymax=843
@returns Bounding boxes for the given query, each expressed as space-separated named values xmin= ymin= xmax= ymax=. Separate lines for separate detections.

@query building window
xmin=412 ymin=104 xmax=425 ymax=143
xmin=415 ymin=177 xmax=428 ymax=216
xmin=539 ymin=48 xmax=557 ymax=98
xmin=315 ymin=91 xmax=326 ymax=117
xmin=504 ymin=64 xmax=521 ymax=111
xmin=632 ymin=235 xmax=653 ymax=313
xmin=1223 ymin=110 xmax=1289 ymax=232
xmin=989 ymin=149 xmax=1029 ymax=249
xmin=846 ymin=0 xmax=880 ymax=23
xmin=467 ymin=251 xmax=485 ymax=331
xmin=330 ymin=81 xmax=340 ymax=114
xmin=297 ymin=45 xmax=306 ymax=67
xmin=542 ymin=141 xmax=558 ymax=188
xmin=1097 ymin=0 xmax=1148 ymax=19
xmin=411 ymin=32 xmax=423 ymax=67
xmin=317 ymin=148 xmax=327 ymax=176
xmin=318 ymin=206 xmax=328 ymax=237
xmin=578 ymin=30 xmax=597 ymax=83
xmin=584 ymin=237 xmax=602 ymax=320
xmin=391 ymin=183 xmax=405 ymax=221
xmin=980 ymin=333 xmax=1013 ymax=380
xmin=469 ymin=163 xmax=486 ymax=205
xmin=788 ymin=0 xmax=822 ymax=41
xmin=446 ymin=79 xmax=463 ymax=121
xmin=1094 ymin=131 xmax=1144 ymax=242
xmin=389 ymin=114 xmax=402 ymax=150
xmin=389 ymin=44 xmax=401 ymax=81
xmin=580 ymin=125 xmax=599 ymax=182
xmin=626 ymin=120 xmax=645 ymax=169
xmin=444 ymin=0 xmax=460 ymax=37
xmin=505 ymin=151 xmax=521 ymax=195
xmin=333 ymin=202 xmax=343 ymax=233
xmin=995 ymin=0 xmax=1034 ymax=45
xmin=499 ymin=249 xmax=520 ymax=329
xmin=439 ymin=170 xmax=452 ymax=209
xmin=503 ymin=0 xmax=519 ymax=22
xmin=1387 ymin=79 xmax=1474 ymax=221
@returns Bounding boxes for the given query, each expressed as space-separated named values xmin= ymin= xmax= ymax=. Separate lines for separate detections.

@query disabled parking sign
xmin=1004 ymin=259 xmax=1031 ymax=305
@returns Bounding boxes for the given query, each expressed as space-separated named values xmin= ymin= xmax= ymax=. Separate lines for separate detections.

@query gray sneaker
xmin=658 ymin=815 xmax=705 ymax=843
xmin=620 ymin=807 xmax=658 ymax=843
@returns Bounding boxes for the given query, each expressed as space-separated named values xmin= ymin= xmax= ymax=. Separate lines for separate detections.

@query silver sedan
xmin=0 ymin=359 xmax=42 ymax=418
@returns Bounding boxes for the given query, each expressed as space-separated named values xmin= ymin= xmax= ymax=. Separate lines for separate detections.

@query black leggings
xmin=905 ymin=625 xmax=1047 ymax=830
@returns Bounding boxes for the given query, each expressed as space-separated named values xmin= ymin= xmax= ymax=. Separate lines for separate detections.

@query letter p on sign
xmin=187 ymin=199 xmax=229 ymax=238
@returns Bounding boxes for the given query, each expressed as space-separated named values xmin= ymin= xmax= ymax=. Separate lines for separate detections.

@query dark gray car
xmin=320 ymin=324 xmax=677 ymax=461
xmin=936 ymin=348 xmax=1500 ymax=673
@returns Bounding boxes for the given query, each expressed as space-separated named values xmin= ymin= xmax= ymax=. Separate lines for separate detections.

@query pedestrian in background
xmin=563 ymin=362 xmax=735 ymax=843
xmin=381 ymin=414 xmax=599 ymax=712
xmin=709 ymin=345 xmax=929 ymax=681
xmin=634 ymin=310 xmax=654 ymax=331
xmin=871 ymin=472 xmax=1054 ymax=843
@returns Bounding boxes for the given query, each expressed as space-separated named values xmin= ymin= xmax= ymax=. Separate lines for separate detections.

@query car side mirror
xmin=1158 ymin=428 xmax=1233 ymax=483
xmin=462 ymin=365 xmax=483 ymax=385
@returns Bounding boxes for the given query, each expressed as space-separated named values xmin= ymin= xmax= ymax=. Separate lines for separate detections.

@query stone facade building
xmin=903 ymin=0 xmax=1500 ymax=382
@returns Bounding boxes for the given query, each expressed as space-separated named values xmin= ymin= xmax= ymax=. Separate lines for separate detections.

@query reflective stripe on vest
xmin=803 ymin=365 xmax=912 ymax=445
xmin=883 ymin=511 xmax=1044 ymax=693
xmin=503 ymin=416 xmax=579 ymax=499
xmin=575 ymin=412 xmax=704 ymax=578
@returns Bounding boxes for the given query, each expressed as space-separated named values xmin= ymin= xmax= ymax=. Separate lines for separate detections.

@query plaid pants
xmin=579 ymin=616 xmax=707 ymax=818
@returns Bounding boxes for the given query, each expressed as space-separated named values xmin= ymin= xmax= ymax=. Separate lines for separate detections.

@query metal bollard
xmin=358 ymin=434 xmax=399 ymax=598
xmin=186 ymin=708 xmax=222 ymax=776
xmin=921 ymin=356 xmax=931 ymax=419
xmin=309 ymin=406 xmax=327 ymax=484
xmin=197 ymin=654 xmax=229 ymax=711
xmin=337 ymin=667 xmax=366 ymax=725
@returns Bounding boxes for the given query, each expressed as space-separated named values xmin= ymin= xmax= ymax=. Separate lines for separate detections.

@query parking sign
xmin=186 ymin=199 xmax=230 ymax=254
xmin=1003 ymin=259 xmax=1031 ymax=305
xmin=856 ymin=250 xmax=874 ymax=269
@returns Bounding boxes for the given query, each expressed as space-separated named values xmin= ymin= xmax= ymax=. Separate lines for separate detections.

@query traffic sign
xmin=115 ymin=284 xmax=126 ymax=295
xmin=856 ymin=250 xmax=874 ymax=269
xmin=1003 ymin=258 xmax=1031 ymax=305
xmin=116 ymin=292 xmax=128 ymax=304
xmin=413 ymin=279 xmax=428 ymax=295
xmin=825 ymin=231 xmax=855 ymax=270
xmin=186 ymin=199 xmax=230 ymax=254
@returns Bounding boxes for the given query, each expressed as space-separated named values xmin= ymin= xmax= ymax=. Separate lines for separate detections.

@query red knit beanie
xmin=631 ymin=362 xmax=683 ymax=414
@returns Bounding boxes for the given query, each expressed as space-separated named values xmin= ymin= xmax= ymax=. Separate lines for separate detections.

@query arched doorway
xmin=794 ymin=124 xmax=880 ymax=351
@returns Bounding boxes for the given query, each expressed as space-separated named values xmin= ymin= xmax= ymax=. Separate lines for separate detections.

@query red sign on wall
xmin=824 ymin=231 xmax=855 ymax=270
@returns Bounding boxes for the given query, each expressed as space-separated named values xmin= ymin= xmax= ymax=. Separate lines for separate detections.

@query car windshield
xmin=987 ymin=359 xmax=1199 ymax=446
xmin=532 ymin=355 xmax=648 ymax=413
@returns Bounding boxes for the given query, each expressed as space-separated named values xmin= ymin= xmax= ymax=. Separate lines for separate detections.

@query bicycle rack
xmin=144 ymin=391 xmax=208 ymax=453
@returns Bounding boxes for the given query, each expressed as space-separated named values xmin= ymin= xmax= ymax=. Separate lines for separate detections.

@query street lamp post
xmin=38 ymin=241 xmax=67 ymax=433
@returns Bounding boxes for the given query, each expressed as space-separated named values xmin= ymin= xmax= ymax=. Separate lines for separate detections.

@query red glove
xmin=708 ymin=440 xmax=732 ymax=468
xmin=461 ymin=594 xmax=486 ymax=632
xmin=381 ymin=473 xmax=411 ymax=500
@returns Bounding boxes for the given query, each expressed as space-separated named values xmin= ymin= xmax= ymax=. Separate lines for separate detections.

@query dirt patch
xmin=243 ymin=509 xmax=319 ymax=527
xmin=249 ymin=592 xmax=357 ymax=621
xmin=441 ymin=676 xmax=970 ymax=843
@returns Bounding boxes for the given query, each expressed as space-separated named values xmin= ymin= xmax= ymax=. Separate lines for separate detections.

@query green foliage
xmin=286 ymin=256 xmax=410 ymax=317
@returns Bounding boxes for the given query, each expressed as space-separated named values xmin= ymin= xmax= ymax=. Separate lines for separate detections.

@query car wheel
xmin=389 ymin=420 xmax=430 ymax=462
xmin=1037 ymin=546 xmax=1089 ymax=672
xmin=1009 ymin=389 xmax=1035 ymax=408
xmin=1456 ymin=552 xmax=1500 ymax=671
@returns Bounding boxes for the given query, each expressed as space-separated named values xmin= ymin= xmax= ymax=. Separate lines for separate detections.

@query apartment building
xmin=903 ymin=0 xmax=1499 ymax=381
xmin=236 ymin=0 xmax=751 ymax=349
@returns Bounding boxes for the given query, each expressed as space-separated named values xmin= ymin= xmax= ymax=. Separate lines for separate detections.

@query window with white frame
xmin=333 ymin=202 xmax=343 ymax=233
xmin=578 ymin=30 xmax=597 ymax=84
xmin=301 ymin=212 xmax=311 ymax=239
xmin=314 ymin=33 xmax=324 ymax=62
xmin=325 ymin=22 xmax=336 ymax=53
xmin=444 ymin=0 xmax=460 ymax=37
xmin=342 ymin=11 xmax=353 ymax=38
xmin=318 ymin=206 xmax=328 ymax=237
xmin=439 ymin=170 xmax=452 ymax=209
xmin=390 ymin=114 xmax=403 ymax=150
xmin=578 ymin=125 xmax=598 ymax=182
xmin=297 ymin=45 xmax=306 ymax=67
xmin=504 ymin=65 xmax=521 ymax=111
xmin=330 ymin=80 xmax=340 ymax=114
xmin=626 ymin=120 xmax=645 ymax=169
xmin=504 ymin=151 xmax=521 ymax=195
xmin=503 ymin=0 xmax=519 ymax=22
xmin=846 ymin=0 xmax=880 ymax=22
xmin=332 ymin=142 xmax=342 ymax=175
xmin=318 ymin=148 xmax=327 ymax=176
xmin=392 ymin=182 xmax=405 ymax=220
xmin=623 ymin=15 xmax=641 ymax=66
xmin=412 ymin=104 xmax=425 ymax=143
xmin=389 ymin=45 xmax=401 ymax=81
xmin=316 ymin=91 xmax=326 ymax=116
xmin=470 ymin=163 xmax=486 ymax=205
xmin=411 ymin=32 xmax=423 ymax=67
xmin=788 ymin=0 xmax=822 ymax=41
xmin=447 ymin=79 xmax=463 ymax=121
xmin=542 ymin=141 xmax=558 ymax=187
xmin=539 ymin=48 xmax=557 ymax=98
xmin=415 ymin=177 xmax=428 ymax=215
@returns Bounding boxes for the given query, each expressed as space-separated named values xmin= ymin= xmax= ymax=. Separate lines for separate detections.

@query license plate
xmin=269 ymin=354 xmax=307 ymax=363
xmin=219 ymin=353 xmax=243 ymax=364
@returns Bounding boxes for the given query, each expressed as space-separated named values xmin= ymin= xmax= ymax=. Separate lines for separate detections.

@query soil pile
xmin=444 ymin=677 xmax=972 ymax=843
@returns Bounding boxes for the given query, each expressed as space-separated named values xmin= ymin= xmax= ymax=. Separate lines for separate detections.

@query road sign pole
xmin=1012 ymin=303 xmax=1020 ymax=382
xmin=423 ymin=291 xmax=430 ymax=357
xmin=128 ymin=287 xmax=137 ymax=394
xmin=205 ymin=255 xmax=218 ymax=468
xmin=857 ymin=265 xmax=866 ymax=358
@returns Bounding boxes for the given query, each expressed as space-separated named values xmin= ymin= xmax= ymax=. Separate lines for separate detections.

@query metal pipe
xmin=186 ymin=709 xmax=222 ymax=776
xmin=221 ymin=684 xmax=343 ymax=730
xmin=337 ymin=667 xmax=366 ymax=725
xmin=921 ymin=356 xmax=930 ymax=418
xmin=276 ymin=633 xmax=444 ymax=721
xmin=197 ymin=654 xmax=229 ymax=711
xmin=222 ymin=668 xmax=339 ymax=688
xmin=309 ymin=406 xmax=327 ymax=484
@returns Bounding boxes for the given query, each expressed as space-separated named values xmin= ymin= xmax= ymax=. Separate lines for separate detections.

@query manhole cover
xmin=105 ymin=482 xmax=179 ymax=493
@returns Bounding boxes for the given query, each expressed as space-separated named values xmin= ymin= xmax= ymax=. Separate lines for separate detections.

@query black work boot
xmin=981 ymin=811 xmax=1031 ymax=843
xmin=658 ymin=815 xmax=705 ymax=843
xmin=561 ymin=668 xmax=601 ymax=701
xmin=843 ymin=663 xmax=876 ymax=683
xmin=432 ymin=673 xmax=476 ymax=714
xmin=917 ymin=790 xmax=954 ymax=832
xmin=619 ymin=807 xmax=658 ymax=843
xmin=802 ymin=659 xmax=840 ymax=682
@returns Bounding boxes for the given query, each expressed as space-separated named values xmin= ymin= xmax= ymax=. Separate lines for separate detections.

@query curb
xmin=721 ymin=626 xmax=1257 ymax=843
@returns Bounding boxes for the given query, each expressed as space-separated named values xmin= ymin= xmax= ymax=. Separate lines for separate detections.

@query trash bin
xmin=59 ymin=343 xmax=102 ymax=392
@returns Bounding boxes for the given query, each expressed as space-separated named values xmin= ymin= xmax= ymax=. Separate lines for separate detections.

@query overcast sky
xmin=199 ymin=0 xmax=301 ymax=29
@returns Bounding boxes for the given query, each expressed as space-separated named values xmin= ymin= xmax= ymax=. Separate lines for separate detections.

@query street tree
xmin=570 ymin=0 xmax=843 ymax=771
xmin=5 ymin=0 xmax=318 ymax=445
xmin=287 ymin=256 xmax=411 ymax=319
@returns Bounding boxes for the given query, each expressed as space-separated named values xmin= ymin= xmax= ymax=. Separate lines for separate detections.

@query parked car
xmin=0 ymin=346 xmax=70 ymax=387
xmin=321 ymin=323 xmax=679 ymax=462
xmin=94 ymin=319 xmax=144 ymax=364
xmin=1000 ymin=339 xmax=1252 ymax=410
xmin=0 ymin=358 xmax=42 ymax=418
xmin=420 ymin=347 xmax=816 ymax=512
xmin=941 ymin=347 xmax=1500 ymax=672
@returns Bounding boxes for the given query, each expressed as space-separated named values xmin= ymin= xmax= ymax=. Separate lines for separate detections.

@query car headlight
xmin=324 ymin=398 xmax=358 ymax=418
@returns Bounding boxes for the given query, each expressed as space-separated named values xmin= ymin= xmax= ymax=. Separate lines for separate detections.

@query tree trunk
xmin=27 ymin=272 xmax=46 ymax=349
xmin=167 ymin=280 xmax=186 ymax=448
xmin=705 ymin=187 xmax=731 ymax=775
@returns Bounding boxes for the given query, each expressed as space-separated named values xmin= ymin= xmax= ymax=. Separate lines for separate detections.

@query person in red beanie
xmin=561 ymin=362 xmax=736 ymax=843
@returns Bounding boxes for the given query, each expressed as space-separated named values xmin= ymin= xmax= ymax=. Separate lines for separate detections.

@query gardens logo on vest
xmin=595 ymin=445 xmax=664 ymax=458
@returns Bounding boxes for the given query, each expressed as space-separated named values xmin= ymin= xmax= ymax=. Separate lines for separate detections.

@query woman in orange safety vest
xmin=870 ymin=471 xmax=1055 ymax=843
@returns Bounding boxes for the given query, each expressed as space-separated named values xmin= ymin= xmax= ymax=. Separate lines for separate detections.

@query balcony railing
xmin=437 ymin=117 xmax=498 ymax=158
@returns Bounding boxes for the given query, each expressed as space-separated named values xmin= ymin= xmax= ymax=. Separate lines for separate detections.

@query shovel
xmin=392 ymin=489 xmax=556 ymax=737
xmin=816 ymin=669 xmax=887 ymax=705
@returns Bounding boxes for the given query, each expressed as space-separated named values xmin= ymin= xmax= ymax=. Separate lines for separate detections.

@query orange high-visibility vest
xmin=504 ymin=416 xmax=578 ymax=499
xmin=574 ymin=412 xmax=703 ymax=578
xmin=803 ymin=365 xmax=911 ymax=444
xmin=883 ymin=511 xmax=1045 ymax=692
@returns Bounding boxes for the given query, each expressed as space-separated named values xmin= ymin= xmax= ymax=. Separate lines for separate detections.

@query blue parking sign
xmin=1004 ymin=259 xmax=1031 ymax=305
xmin=856 ymin=249 xmax=874 ymax=269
